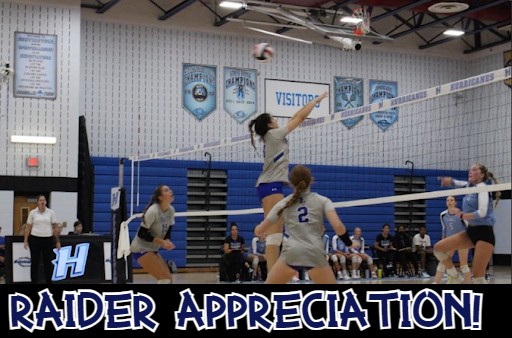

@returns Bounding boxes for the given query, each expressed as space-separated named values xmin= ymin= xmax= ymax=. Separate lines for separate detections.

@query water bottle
xmin=364 ymin=269 xmax=370 ymax=279
xmin=377 ymin=268 xmax=382 ymax=278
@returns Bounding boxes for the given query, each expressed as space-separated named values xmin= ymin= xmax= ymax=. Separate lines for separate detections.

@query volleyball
xmin=252 ymin=43 xmax=274 ymax=63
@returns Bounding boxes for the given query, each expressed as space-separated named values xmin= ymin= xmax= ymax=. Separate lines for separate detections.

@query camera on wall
xmin=0 ymin=61 xmax=14 ymax=83
xmin=328 ymin=36 xmax=362 ymax=51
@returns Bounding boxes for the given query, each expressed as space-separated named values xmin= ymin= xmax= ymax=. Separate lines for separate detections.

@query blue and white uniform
xmin=256 ymin=126 xmax=290 ymax=200
xmin=266 ymin=188 xmax=334 ymax=268
xmin=440 ymin=210 xmax=467 ymax=237
xmin=453 ymin=179 xmax=496 ymax=245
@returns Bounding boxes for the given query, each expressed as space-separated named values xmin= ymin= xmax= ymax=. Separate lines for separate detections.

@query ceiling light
xmin=340 ymin=17 xmax=363 ymax=24
xmin=219 ymin=1 xmax=244 ymax=9
xmin=428 ymin=2 xmax=469 ymax=14
xmin=11 ymin=135 xmax=57 ymax=144
xmin=443 ymin=29 xmax=465 ymax=36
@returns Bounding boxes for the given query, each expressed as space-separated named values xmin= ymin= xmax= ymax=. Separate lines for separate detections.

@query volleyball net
xmin=122 ymin=67 xmax=511 ymax=267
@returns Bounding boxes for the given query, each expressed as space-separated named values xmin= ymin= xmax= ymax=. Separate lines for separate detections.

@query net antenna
xmin=353 ymin=6 xmax=371 ymax=36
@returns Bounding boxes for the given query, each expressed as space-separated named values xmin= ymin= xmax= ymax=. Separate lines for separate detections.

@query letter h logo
xmin=51 ymin=243 xmax=90 ymax=281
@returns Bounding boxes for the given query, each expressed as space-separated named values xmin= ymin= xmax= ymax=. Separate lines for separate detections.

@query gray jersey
xmin=267 ymin=189 xmax=334 ymax=267
xmin=130 ymin=203 xmax=175 ymax=253
xmin=255 ymin=126 xmax=290 ymax=187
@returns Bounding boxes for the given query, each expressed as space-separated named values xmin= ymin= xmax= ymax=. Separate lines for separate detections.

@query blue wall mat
xmin=92 ymin=156 xmax=466 ymax=267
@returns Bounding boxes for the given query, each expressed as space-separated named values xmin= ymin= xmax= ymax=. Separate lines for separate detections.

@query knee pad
xmin=339 ymin=255 xmax=346 ymax=264
xmin=367 ymin=257 xmax=373 ymax=265
xmin=436 ymin=262 xmax=446 ymax=273
xmin=356 ymin=256 xmax=363 ymax=264
xmin=351 ymin=256 xmax=358 ymax=264
xmin=253 ymin=257 xmax=259 ymax=266
xmin=266 ymin=233 xmax=283 ymax=246
xmin=434 ymin=250 xmax=449 ymax=262
xmin=331 ymin=255 xmax=338 ymax=263
xmin=157 ymin=279 xmax=171 ymax=284
xmin=460 ymin=265 xmax=471 ymax=274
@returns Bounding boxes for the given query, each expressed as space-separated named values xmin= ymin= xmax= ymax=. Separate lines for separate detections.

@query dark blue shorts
xmin=257 ymin=182 xmax=284 ymax=202
xmin=132 ymin=251 xmax=155 ymax=261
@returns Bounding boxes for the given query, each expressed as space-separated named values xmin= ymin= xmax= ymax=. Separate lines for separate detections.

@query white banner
xmin=104 ymin=242 xmax=112 ymax=281
xmin=12 ymin=242 xmax=31 ymax=282
xmin=265 ymin=79 xmax=330 ymax=119
xmin=14 ymin=32 xmax=57 ymax=99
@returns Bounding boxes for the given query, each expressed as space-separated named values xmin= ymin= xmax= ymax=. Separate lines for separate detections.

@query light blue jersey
xmin=332 ymin=235 xmax=349 ymax=254
xmin=454 ymin=180 xmax=496 ymax=227
xmin=440 ymin=210 xmax=467 ymax=237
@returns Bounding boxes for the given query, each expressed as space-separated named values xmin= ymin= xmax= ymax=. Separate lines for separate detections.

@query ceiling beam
xmin=464 ymin=36 xmax=512 ymax=54
xmin=419 ymin=19 xmax=511 ymax=49
xmin=97 ymin=0 xmax=121 ymax=14
xmin=390 ymin=0 xmax=510 ymax=39
xmin=81 ymin=0 xmax=122 ymax=13
xmin=371 ymin=0 xmax=431 ymax=23
xmin=158 ymin=0 xmax=197 ymax=21
xmin=215 ymin=8 xmax=248 ymax=27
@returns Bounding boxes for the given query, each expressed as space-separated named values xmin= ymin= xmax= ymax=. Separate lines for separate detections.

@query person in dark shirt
xmin=394 ymin=225 xmax=417 ymax=277
xmin=223 ymin=222 xmax=245 ymax=282
xmin=68 ymin=221 xmax=83 ymax=235
xmin=374 ymin=223 xmax=397 ymax=277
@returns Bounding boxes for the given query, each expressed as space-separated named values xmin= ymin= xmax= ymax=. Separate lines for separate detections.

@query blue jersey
xmin=455 ymin=180 xmax=496 ymax=227
xmin=323 ymin=234 xmax=330 ymax=254
xmin=251 ymin=237 xmax=266 ymax=255
xmin=440 ymin=210 xmax=466 ymax=237
xmin=332 ymin=235 xmax=348 ymax=253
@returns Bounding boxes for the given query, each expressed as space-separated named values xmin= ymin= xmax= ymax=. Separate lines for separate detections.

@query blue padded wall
xmin=92 ymin=156 xmax=467 ymax=267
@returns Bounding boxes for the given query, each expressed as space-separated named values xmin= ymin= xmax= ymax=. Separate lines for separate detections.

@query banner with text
xmin=183 ymin=63 xmax=217 ymax=121
xmin=224 ymin=67 xmax=257 ymax=123
xmin=369 ymin=79 xmax=398 ymax=131
xmin=335 ymin=77 xmax=364 ymax=129
xmin=14 ymin=32 xmax=57 ymax=99
xmin=265 ymin=79 xmax=330 ymax=118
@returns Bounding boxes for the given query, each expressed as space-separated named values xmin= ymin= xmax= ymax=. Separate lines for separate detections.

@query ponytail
xmin=487 ymin=171 xmax=501 ymax=207
xmin=142 ymin=185 xmax=164 ymax=224
xmin=248 ymin=119 xmax=257 ymax=150
xmin=277 ymin=180 xmax=307 ymax=217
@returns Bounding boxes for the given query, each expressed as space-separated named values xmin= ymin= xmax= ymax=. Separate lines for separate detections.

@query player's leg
xmin=264 ymin=259 xmax=296 ymax=284
xmin=137 ymin=252 xmax=173 ymax=283
xmin=262 ymin=193 xmax=285 ymax=272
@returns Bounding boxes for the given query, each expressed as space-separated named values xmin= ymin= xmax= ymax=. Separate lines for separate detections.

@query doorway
xmin=13 ymin=196 xmax=37 ymax=235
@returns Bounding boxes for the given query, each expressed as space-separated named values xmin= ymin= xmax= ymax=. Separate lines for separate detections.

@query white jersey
xmin=412 ymin=233 xmax=431 ymax=252
xmin=256 ymin=126 xmax=290 ymax=186
xmin=130 ymin=204 xmax=175 ymax=253
xmin=267 ymin=189 xmax=334 ymax=267
xmin=27 ymin=207 xmax=57 ymax=238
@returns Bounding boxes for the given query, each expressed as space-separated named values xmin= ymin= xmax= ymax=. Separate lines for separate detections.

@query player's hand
xmin=23 ymin=241 xmax=29 ymax=250
xmin=438 ymin=176 xmax=453 ymax=187
xmin=315 ymin=92 xmax=328 ymax=104
xmin=161 ymin=239 xmax=175 ymax=250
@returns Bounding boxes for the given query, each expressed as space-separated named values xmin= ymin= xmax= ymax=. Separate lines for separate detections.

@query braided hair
xmin=476 ymin=163 xmax=501 ymax=207
xmin=277 ymin=165 xmax=312 ymax=217
xmin=248 ymin=113 xmax=273 ymax=150
xmin=142 ymin=185 xmax=166 ymax=224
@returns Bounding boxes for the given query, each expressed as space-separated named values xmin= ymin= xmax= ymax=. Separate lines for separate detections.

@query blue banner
xmin=223 ymin=67 xmax=257 ymax=123
xmin=369 ymin=80 xmax=398 ymax=131
xmin=183 ymin=64 xmax=217 ymax=121
xmin=334 ymin=77 xmax=364 ymax=129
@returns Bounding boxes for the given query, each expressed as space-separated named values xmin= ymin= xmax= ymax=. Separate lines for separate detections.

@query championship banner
xmin=504 ymin=50 xmax=511 ymax=88
xmin=1 ymin=284 xmax=508 ymax=337
xmin=369 ymin=80 xmax=398 ymax=131
xmin=334 ymin=77 xmax=364 ymax=129
xmin=224 ymin=67 xmax=257 ymax=123
xmin=183 ymin=64 xmax=217 ymax=121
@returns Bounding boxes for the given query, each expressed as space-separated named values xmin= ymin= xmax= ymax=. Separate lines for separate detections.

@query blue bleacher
xmin=92 ymin=156 xmax=466 ymax=268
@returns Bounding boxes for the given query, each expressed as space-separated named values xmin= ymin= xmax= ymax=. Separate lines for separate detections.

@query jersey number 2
xmin=298 ymin=207 xmax=309 ymax=223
